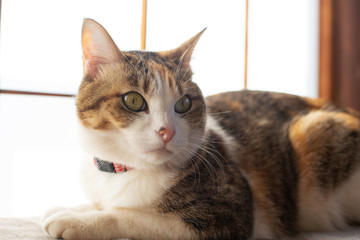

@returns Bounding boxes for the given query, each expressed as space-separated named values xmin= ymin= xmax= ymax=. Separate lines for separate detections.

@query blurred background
xmin=0 ymin=0 xmax=359 ymax=217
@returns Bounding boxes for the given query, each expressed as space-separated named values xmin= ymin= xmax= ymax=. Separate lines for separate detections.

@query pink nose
xmin=157 ymin=127 xmax=175 ymax=144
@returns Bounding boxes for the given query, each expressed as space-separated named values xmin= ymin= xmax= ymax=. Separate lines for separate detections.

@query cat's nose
xmin=156 ymin=127 xmax=175 ymax=144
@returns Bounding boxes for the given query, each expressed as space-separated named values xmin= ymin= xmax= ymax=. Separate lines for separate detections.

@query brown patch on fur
xmin=76 ymin=65 xmax=139 ymax=130
xmin=336 ymin=112 xmax=360 ymax=130
xmin=289 ymin=113 xmax=318 ymax=194
xmin=290 ymin=111 xmax=360 ymax=192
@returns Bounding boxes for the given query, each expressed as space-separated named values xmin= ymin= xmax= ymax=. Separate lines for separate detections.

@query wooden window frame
xmin=319 ymin=0 xmax=360 ymax=111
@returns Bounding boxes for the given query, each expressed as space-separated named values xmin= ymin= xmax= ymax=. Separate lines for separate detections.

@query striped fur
xmin=42 ymin=19 xmax=360 ymax=240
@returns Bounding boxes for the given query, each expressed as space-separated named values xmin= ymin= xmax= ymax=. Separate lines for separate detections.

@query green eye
xmin=123 ymin=92 xmax=146 ymax=112
xmin=174 ymin=95 xmax=192 ymax=114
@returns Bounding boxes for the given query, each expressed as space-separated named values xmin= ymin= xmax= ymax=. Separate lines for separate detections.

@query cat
xmin=41 ymin=18 xmax=360 ymax=240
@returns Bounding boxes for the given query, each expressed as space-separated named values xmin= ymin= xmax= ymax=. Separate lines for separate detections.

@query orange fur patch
xmin=304 ymin=97 xmax=327 ymax=109
xmin=290 ymin=110 xmax=359 ymax=191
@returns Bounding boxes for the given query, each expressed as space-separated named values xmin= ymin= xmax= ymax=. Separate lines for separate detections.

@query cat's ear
xmin=160 ymin=28 xmax=206 ymax=70
xmin=81 ymin=19 xmax=122 ymax=78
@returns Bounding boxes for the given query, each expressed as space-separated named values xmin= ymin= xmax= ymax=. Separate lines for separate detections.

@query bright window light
xmin=0 ymin=0 xmax=142 ymax=94
xmin=0 ymin=95 xmax=87 ymax=217
xmin=147 ymin=0 xmax=246 ymax=96
xmin=247 ymin=0 xmax=319 ymax=98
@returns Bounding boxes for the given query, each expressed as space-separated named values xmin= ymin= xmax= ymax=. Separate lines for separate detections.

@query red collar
xmin=94 ymin=157 xmax=132 ymax=173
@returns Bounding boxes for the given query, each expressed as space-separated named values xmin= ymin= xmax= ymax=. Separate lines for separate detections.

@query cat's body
xmin=41 ymin=19 xmax=360 ymax=240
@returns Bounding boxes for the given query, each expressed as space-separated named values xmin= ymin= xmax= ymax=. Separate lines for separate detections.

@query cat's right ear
xmin=81 ymin=19 xmax=121 ymax=79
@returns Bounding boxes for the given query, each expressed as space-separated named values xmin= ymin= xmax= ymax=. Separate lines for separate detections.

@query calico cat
xmin=41 ymin=19 xmax=360 ymax=240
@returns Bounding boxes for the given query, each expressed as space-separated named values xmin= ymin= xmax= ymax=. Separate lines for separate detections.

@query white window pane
xmin=0 ymin=0 xmax=142 ymax=94
xmin=247 ymin=0 xmax=319 ymax=98
xmin=146 ymin=0 xmax=246 ymax=96
xmin=0 ymin=95 xmax=87 ymax=217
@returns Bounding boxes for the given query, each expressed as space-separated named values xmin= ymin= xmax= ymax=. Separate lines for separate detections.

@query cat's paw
xmin=41 ymin=210 xmax=85 ymax=240
xmin=41 ymin=206 xmax=67 ymax=224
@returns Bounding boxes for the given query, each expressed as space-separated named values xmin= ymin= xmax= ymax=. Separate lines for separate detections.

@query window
xmin=0 ymin=94 xmax=86 ymax=216
xmin=146 ymin=0 xmax=246 ymax=96
xmin=0 ymin=0 xmax=142 ymax=94
xmin=247 ymin=0 xmax=319 ymax=97
xmin=0 ymin=0 xmax=319 ymax=217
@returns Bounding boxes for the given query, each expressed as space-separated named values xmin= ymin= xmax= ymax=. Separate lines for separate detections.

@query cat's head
xmin=76 ymin=19 xmax=206 ymax=170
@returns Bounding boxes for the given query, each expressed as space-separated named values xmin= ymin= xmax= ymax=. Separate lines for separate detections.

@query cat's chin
xmin=146 ymin=147 xmax=172 ymax=155
xmin=141 ymin=149 xmax=175 ymax=166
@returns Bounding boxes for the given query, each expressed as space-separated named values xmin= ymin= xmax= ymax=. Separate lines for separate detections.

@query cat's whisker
xmin=183 ymin=138 xmax=229 ymax=187
xmin=174 ymin=58 xmax=185 ymax=79
xmin=183 ymin=85 xmax=199 ymax=91
xmin=184 ymin=146 xmax=223 ymax=192
xmin=182 ymin=75 xmax=195 ymax=88
xmin=196 ymin=144 xmax=226 ymax=181
xmin=189 ymin=136 xmax=236 ymax=146
xmin=178 ymin=66 xmax=192 ymax=83
xmin=136 ymin=52 xmax=148 ymax=78
xmin=208 ymin=111 xmax=233 ymax=115
xmin=119 ymin=51 xmax=141 ymax=76
xmin=184 ymin=149 xmax=207 ymax=191
xmin=181 ymin=149 xmax=202 ymax=190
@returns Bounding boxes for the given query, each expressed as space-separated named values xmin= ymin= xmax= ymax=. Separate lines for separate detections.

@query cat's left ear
xmin=160 ymin=28 xmax=206 ymax=70
xmin=81 ymin=19 xmax=122 ymax=79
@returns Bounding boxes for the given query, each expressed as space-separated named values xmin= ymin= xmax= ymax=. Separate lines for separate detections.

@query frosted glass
xmin=247 ymin=0 xmax=319 ymax=98
xmin=0 ymin=0 xmax=142 ymax=94
xmin=146 ymin=0 xmax=247 ymax=97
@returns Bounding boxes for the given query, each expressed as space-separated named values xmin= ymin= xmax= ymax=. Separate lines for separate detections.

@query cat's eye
xmin=174 ymin=95 xmax=192 ymax=114
xmin=122 ymin=92 xmax=147 ymax=112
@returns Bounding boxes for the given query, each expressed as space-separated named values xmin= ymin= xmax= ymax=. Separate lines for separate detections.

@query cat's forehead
xmin=124 ymin=51 xmax=177 ymax=69
xmin=119 ymin=51 xmax=190 ymax=97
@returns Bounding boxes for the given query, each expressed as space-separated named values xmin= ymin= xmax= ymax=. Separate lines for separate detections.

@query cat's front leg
xmin=41 ymin=204 xmax=97 ymax=225
xmin=41 ymin=204 xmax=100 ymax=239
xmin=42 ymin=207 xmax=196 ymax=240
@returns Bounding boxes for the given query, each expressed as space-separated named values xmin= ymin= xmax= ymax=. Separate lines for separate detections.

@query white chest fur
xmin=80 ymin=154 xmax=176 ymax=210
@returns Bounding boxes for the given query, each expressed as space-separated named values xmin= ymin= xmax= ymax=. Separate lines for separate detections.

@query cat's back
xmin=205 ymin=90 xmax=325 ymax=167
xmin=206 ymin=90 xmax=359 ymax=149
xmin=205 ymin=90 xmax=360 ymax=238
xmin=206 ymin=90 xmax=327 ymax=132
